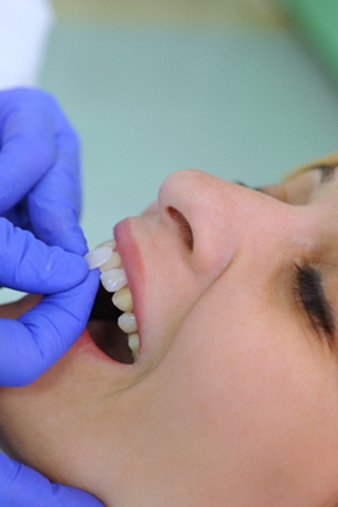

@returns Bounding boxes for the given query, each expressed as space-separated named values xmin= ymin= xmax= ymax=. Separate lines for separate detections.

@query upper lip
xmin=114 ymin=218 xmax=145 ymax=351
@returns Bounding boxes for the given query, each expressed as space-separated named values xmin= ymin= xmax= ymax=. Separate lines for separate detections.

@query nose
xmin=157 ymin=169 xmax=294 ymax=272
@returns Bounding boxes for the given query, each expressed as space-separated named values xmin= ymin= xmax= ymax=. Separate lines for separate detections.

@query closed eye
xmin=292 ymin=264 xmax=336 ymax=344
xmin=234 ymin=180 xmax=336 ymax=343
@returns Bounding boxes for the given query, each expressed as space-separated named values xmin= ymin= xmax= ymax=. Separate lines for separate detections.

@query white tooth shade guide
xmin=100 ymin=268 xmax=127 ymax=292
xmin=85 ymin=246 xmax=112 ymax=269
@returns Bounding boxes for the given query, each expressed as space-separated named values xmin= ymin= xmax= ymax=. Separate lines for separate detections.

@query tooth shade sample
xmin=118 ymin=313 xmax=137 ymax=334
xmin=85 ymin=246 xmax=112 ymax=269
xmin=100 ymin=251 xmax=122 ymax=271
xmin=128 ymin=333 xmax=140 ymax=360
xmin=100 ymin=268 xmax=127 ymax=292
xmin=112 ymin=286 xmax=133 ymax=312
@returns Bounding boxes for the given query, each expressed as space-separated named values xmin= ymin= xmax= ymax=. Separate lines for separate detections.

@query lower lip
xmin=72 ymin=328 xmax=117 ymax=363
xmin=74 ymin=327 xmax=134 ymax=368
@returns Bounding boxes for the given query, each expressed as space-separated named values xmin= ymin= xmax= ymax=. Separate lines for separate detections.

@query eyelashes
xmin=317 ymin=165 xmax=336 ymax=184
xmin=292 ymin=263 xmax=335 ymax=344
xmin=234 ymin=181 xmax=264 ymax=193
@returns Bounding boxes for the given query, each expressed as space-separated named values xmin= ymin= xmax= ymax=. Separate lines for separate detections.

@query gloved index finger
xmin=27 ymin=126 xmax=88 ymax=255
xmin=0 ymin=99 xmax=56 ymax=212
xmin=0 ymin=217 xmax=88 ymax=295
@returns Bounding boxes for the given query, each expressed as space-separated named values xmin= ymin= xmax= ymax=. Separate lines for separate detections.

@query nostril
xmin=167 ymin=206 xmax=194 ymax=251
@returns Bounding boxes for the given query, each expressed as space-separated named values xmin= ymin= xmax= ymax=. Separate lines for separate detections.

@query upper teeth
xmin=112 ymin=286 xmax=133 ymax=312
xmin=85 ymin=240 xmax=140 ymax=361
xmin=100 ymin=268 xmax=127 ymax=292
xmin=101 ymin=251 xmax=121 ymax=271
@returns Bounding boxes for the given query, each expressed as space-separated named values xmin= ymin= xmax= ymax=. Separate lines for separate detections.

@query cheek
xmin=151 ymin=291 xmax=338 ymax=492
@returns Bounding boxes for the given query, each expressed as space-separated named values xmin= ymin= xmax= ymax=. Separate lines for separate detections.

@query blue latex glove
xmin=0 ymin=218 xmax=99 ymax=387
xmin=0 ymin=87 xmax=87 ymax=255
xmin=0 ymin=218 xmax=102 ymax=505
xmin=0 ymin=89 xmax=103 ymax=505
xmin=0 ymin=456 xmax=103 ymax=506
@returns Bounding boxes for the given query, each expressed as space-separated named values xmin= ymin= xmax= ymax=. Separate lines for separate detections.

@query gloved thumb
xmin=0 ymin=217 xmax=88 ymax=293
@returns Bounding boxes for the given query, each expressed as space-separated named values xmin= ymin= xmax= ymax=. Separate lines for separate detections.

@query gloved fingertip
xmin=56 ymin=227 xmax=88 ymax=256
xmin=40 ymin=248 xmax=90 ymax=294
xmin=37 ymin=223 xmax=89 ymax=256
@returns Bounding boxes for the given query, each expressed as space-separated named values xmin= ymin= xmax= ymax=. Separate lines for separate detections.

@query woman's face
xmin=1 ymin=167 xmax=338 ymax=507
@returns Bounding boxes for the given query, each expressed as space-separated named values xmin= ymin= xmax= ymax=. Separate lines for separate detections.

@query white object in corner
xmin=0 ymin=0 xmax=54 ymax=88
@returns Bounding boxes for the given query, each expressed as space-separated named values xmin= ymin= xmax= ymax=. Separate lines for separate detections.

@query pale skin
xmin=1 ymin=164 xmax=338 ymax=506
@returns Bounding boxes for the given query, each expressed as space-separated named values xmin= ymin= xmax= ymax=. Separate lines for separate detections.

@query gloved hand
xmin=0 ymin=87 xmax=86 ymax=255
xmin=0 ymin=455 xmax=103 ymax=506
xmin=0 ymin=88 xmax=103 ymax=505
xmin=0 ymin=217 xmax=99 ymax=387
xmin=0 ymin=217 xmax=102 ymax=505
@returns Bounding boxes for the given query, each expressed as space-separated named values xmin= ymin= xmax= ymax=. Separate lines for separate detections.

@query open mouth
xmin=86 ymin=240 xmax=140 ymax=365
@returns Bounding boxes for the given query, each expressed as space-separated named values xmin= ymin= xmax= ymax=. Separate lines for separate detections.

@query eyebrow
xmin=234 ymin=180 xmax=264 ymax=192
xmin=236 ymin=165 xmax=337 ymax=194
